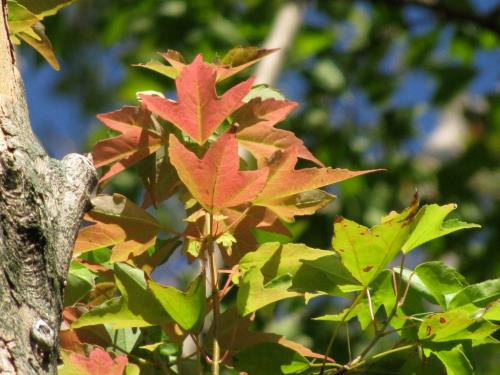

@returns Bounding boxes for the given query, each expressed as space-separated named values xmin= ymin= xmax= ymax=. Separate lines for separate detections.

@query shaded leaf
xmin=74 ymin=194 xmax=161 ymax=263
xmin=73 ymin=263 xmax=169 ymax=329
xmin=93 ymin=105 xmax=164 ymax=182
xmin=218 ymin=47 xmax=277 ymax=81
xmin=233 ymin=342 xmax=309 ymax=375
xmin=168 ymin=132 xmax=268 ymax=210
xmin=314 ymin=271 xmax=396 ymax=330
xmin=60 ymin=347 xmax=127 ymax=375
xmin=433 ymin=345 xmax=473 ymax=375
xmin=415 ymin=261 xmax=468 ymax=308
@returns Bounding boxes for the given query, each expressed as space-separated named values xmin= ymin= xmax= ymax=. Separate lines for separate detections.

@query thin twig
xmin=319 ymin=292 xmax=364 ymax=374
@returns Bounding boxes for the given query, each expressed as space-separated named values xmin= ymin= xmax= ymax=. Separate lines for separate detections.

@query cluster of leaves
xmin=60 ymin=50 xmax=499 ymax=374
xmin=6 ymin=0 xmax=78 ymax=69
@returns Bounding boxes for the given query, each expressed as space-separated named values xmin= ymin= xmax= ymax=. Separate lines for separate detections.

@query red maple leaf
xmin=168 ymin=132 xmax=268 ymax=210
xmin=140 ymin=55 xmax=254 ymax=145
xmin=92 ymin=105 xmax=163 ymax=182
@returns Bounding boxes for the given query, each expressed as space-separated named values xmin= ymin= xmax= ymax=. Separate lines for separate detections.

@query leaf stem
xmin=319 ymin=292 xmax=364 ymax=374
xmin=355 ymin=254 xmax=407 ymax=362
xmin=207 ymin=212 xmax=221 ymax=375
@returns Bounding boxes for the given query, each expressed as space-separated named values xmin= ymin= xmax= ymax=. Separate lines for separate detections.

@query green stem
xmin=355 ymin=254 xmax=407 ymax=362
xmin=319 ymin=292 xmax=364 ymax=374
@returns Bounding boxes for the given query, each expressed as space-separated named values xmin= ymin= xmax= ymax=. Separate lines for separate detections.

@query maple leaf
xmin=139 ymin=47 xmax=276 ymax=82
xmin=92 ymin=105 xmax=164 ymax=182
xmin=184 ymin=204 xmax=290 ymax=265
xmin=254 ymin=146 xmax=381 ymax=222
xmin=233 ymin=97 xmax=298 ymax=129
xmin=61 ymin=347 xmax=128 ymax=375
xmin=140 ymin=55 xmax=254 ymax=144
xmin=74 ymin=194 xmax=162 ymax=263
xmin=168 ymin=132 xmax=268 ymax=210
xmin=234 ymin=98 xmax=323 ymax=166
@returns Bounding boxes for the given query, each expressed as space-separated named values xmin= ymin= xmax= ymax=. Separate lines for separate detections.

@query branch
xmin=0 ymin=1 xmax=96 ymax=372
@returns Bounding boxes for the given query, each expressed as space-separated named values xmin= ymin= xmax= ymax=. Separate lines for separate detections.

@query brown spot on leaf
xmin=426 ymin=325 xmax=432 ymax=336
xmin=362 ymin=265 xmax=373 ymax=272
xmin=338 ymin=248 xmax=344 ymax=253
xmin=335 ymin=216 xmax=344 ymax=223
xmin=439 ymin=317 xmax=446 ymax=324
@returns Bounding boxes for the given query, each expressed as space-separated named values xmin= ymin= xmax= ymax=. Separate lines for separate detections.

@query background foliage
xmin=16 ymin=0 xmax=500 ymax=373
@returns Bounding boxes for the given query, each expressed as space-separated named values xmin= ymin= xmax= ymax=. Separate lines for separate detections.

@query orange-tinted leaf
xmin=238 ymin=124 xmax=322 ymax=167
xmin=92 ymin=105 xmax=163 ymax=182
xmin=74 ymin=194 xmax=161 ymax=262
xmin=140 ymin=55 xmax=254 ymax=144
xmin=156 ymin=47 xmax=276 ymax=82
xmin=168 ymin=133 xmax=268 ymax=210
xmin=217 ymin=47 xmax=277 ymax=81
xmin=254 ymin=147 xmax=381 ymax=221
xmin=62 ymin=347 xmax=127 ymax=375
xmin=233 ymin=97 xmax=297 ymax=129
xmin=233 ymin=98 xmax=322 ymax=166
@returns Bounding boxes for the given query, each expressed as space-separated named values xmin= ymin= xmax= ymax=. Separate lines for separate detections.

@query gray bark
xmin=0 ymin=1 xmax=96 ymax=373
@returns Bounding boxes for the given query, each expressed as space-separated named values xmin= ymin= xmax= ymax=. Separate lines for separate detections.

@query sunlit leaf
xmin=254 ymin=146 xmax=378 ymax=222
xmin=332 ymin=198 xmax=419 ymax=286
xmin=402 ymin=204 xmax=480 ymax=253
xmin=237 ymin=243 xmax=346 ymax=315
xmin=168 ymin=132 xmax=268 ymax=210
xmin=148 ymin=273 xmax=206 ymax=331
xmin=73 ymin=263 xmax=169 ymax=329
xmin=140 ymin=55 xmax=253 ymax=144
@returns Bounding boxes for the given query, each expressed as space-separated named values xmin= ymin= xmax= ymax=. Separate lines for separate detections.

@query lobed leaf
xmin=140 ymin=55 xmax=253 ymax=144
xmin=237 ymin=243 xmax=349 ymax=315
xmin=74 ymin=194 xmax=161 ymax=263
xmin=414 ymin=261 xmax=468 ymax=308
xmin=254 ymin=146 xmax=379 ymax=222
xmin=73 ymin=263 xmax=169 ymax=329
xmin=92 ymin=105 xmax=164 ymax=182
xmin=60 ymin=347 xmax=128 ymax=375
xmin=402 ymin=203 xmax=480 ymax=253
xmin=168 ymin=132 xmax=268 ymax=210
xmin=148 ymin=274 xmax=206 ymax=331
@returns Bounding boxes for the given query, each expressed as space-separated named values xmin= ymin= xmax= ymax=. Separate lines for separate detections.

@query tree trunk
xmin=0 ymin=1 xmax=96 ymax=373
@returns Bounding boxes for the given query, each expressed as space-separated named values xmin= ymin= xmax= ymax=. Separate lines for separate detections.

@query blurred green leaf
xmin=234 ymin=342 xmax=310 ymax=375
